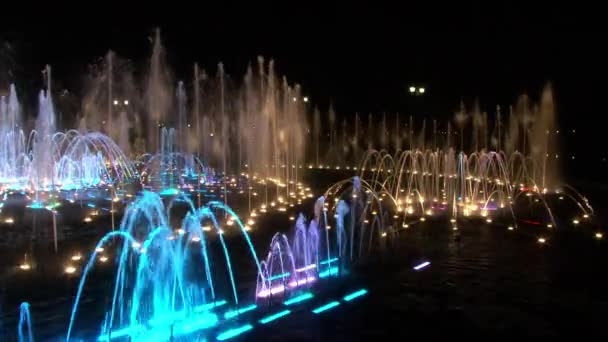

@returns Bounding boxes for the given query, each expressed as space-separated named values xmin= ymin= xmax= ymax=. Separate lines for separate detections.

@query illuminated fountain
xmin=0 ymin=79 xmax=135 ymax=196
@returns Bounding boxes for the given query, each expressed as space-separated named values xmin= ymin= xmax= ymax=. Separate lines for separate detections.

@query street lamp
xmin=418 ymin=87 xmax=425 ymax=94
xmin=409 ymin=86 xmax=416 ymax=93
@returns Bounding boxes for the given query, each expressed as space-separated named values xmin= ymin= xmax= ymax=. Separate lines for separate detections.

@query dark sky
xmin=0 ymin=2 xmax=604 ymax=128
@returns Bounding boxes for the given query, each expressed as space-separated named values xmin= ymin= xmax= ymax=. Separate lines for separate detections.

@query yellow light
xmin=486 ymin=218 xmax=492 ymax=223
xmin=203 ymin=225 xmax=212 ymax=232
xmin=84 ymin=216 xmax=92 ymax=223
xmin=113 ymin=197 xmax=120 ymax=202
xmin=381 ymin=232 xmax=387 ymax=238
xmin=450 ymin=218 xmax=456 ymax=223
xmin=547 ymin=224 xmax=553 ymax=228
xmin=583 ymin=214 xmax=589 ymax=219
xmin=538 ymin=237 xmax=546 ymax=244
xmin=418 ymin=87 xmax=425 ymax=94
xmin=218 ymin=229 xmax=225 ymax=235
xmin=95 ymin=247 xmax=104 ymax=253
xmin=289 ymin=216 xmax=295 ymax=221
xmin=453 ymin=226 xmax=458 ymax=231
xmin=409 ymin=86 xmax=416 ymax=93
xmin=226 ymin=220 xmax=234 ymax=226
xmin=99 ymin=256 xmax=108 ymax=263
xmin=4 ymin=217 xmax=14 ymax=224
xmin=508 ymin=226 xmax=514 ymax=231
xmin=402 ymin=223 xmax=409 ymax=228
xmin=420 ymin=217 xmax=426 ymax=222
xmin=244 ymin=225 xmax=252 ymax=231
xmin=326 ymin=225 xmax=331 ymax=230
xmin=19 ymin=263 xmax=31 ymax=271
xmin=71 ymin=254 xmax=82 ymax=261
xmin=425 ymin=210 xmax=432 ymax=216
xmin=595 ymin=232 xmax=603 ymax=239
xmin=65 ymin=265 xmax=77 ymax=274
xmin=573 ymin=219 xmax=579 ymax=225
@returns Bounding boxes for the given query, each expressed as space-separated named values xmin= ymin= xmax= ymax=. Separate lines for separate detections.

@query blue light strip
xmin=312 ymin=301 xmax=340 ymax=314
xmin=283 ymin=292 xmax=314 ymax=306
xmin=319 ymin=257 xmax=338 ymax=265
xmin=319 ymin=266 xmax=339 ymax=278
xmin=267 ymin=272 xmax=291 ymax=281
xmin=259 ymin=309 xmax=291 ymax=324
xmin=216 ymin=324 xmax=253 ymax=341
xmin=343 ymin=289 xmax=368 ymax=301
xmin=223 ymin=304 xmax=258 ymax=319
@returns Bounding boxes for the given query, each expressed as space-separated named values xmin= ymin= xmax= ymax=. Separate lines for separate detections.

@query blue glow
xmin=267 ymin=272 xmax=291 ymax=281
xmin=216 ymin=324 xmax=253 ymax=341
xmin=223 ymin=304 xmax=258 ymax=319
xmin=312 ymin=301 xmax=341 ymax=314
xmin=343 ymin=289 xmax=368 ymax=301
xmin=159 ymin=188 xmax=180 ymax=196
xmin=413 ymin=261 xmax=430 ymax=270
xmin=319 ymin=266 xmax=339 ymax=278
xmin=194 ymin=300 xmax=227 ymax=313
xmin=319 ymin=257 xmax=338 ymax=265
xmin=283 ymin=292 xmax=314 ymax=306
xmin=259 ymin=309 xmax=291 ymax=324
xmin=97 ymin=326 xmax=143 ymax=341
xmin=27 ymin=202 xmax=45 ymax=209
xmin=87 ymin=203 xmax=96 ymax=208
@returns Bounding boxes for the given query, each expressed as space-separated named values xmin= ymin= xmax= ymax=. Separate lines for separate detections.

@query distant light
xmin=113 ymin=100 xmax=118 ymax=105
xmin=508 ymin=226 xmax=514 ymax=231
xmin=65 ymin=265 xmax=77 ymax=274
xmin=538 ymin=237 xmax=546 ymax=244
xmin=595 ymin=232 xmax=603 ymax=239
xmin=413 ymin=261 xmax=430 ymax=270
xmin=95 ymin=247 xmax=104 ymax=253
xmin=4 ymin=217 xmax=14 ymax=224
xmin=292 ymin=97 xmax=297 ymax=102
xmin=19 ymin=263 xmax=31 ymax=271
xmin=123 ymin=100 xmax=129 ymax=105
xmin=303 ymin=96 xmax=309 ymax=102
xmin=418 ymin=87 xmax=426 ymax=94
xmin=409 ymin=86 xmax=416 ymax=93
xmin=99 ymin=256 xmax=108 ymax=263
xmin=71 ymin=254 xmax=82 ymax=261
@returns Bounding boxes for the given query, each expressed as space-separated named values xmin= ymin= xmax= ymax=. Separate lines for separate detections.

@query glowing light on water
xmin=19 ymin=263 xmax=31 ymax=270
xmin=259 ymin=309 xmax=291 ymax=324
xmin=99 ymin=256 xmax=108 ymax=263
xmin=343 ymin=289 xmax=368 ymax=301
xmin=83 ymin=216 xmax=92 ymax=223
xmin=4 ymin=217 xmax=14 ymax=224
xmin=595 ymin=232 xmax=603 ymax=239
xmin=320 ymin=257 xmax=338 ymax=265
xmin=413 ymin=261 xmax=430 ymax=270
xmin=538 ymin=237 xmax=546 ymax=244
xmin=319 ymin=267 xmax=339 ymax=278
xmin=284 ymin=292 xmax=314 ymax=306
xmin=223 ymin=304 xmax=258 ymax=319
xmin=312 ymin=301 xmax=340 ymax=314
xmin=65 ymin=265 xmax=77 ymax=274
xmin=95 ymin=247 xmax=104 ymax=253
xmin=572 ymin=219 xmax=580 ymax=225
xmin=71 ymin=254 xmax=82 ymax=261
xmin=216 ymin=324 xmax=253 ymax=340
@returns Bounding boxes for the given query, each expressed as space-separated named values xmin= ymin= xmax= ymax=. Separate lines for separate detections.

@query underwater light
xmin=284 ymin=292 xmax=314 ymax=306
xmin=224 ymin=304 xmax=257 ymax=319
xmin=259 ymin=309 xmax=291 ymax=324
xmin=343 ymin=289 xmax=368 ymax=301
xmin=216 ymin=324 xmax=253 ymax=341
xmin=312 ymin=301 xmax=340 ymax=314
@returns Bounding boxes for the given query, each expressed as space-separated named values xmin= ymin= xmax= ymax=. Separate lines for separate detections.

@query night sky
xmin=0 ymin=3 xmax=604 ymax=136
